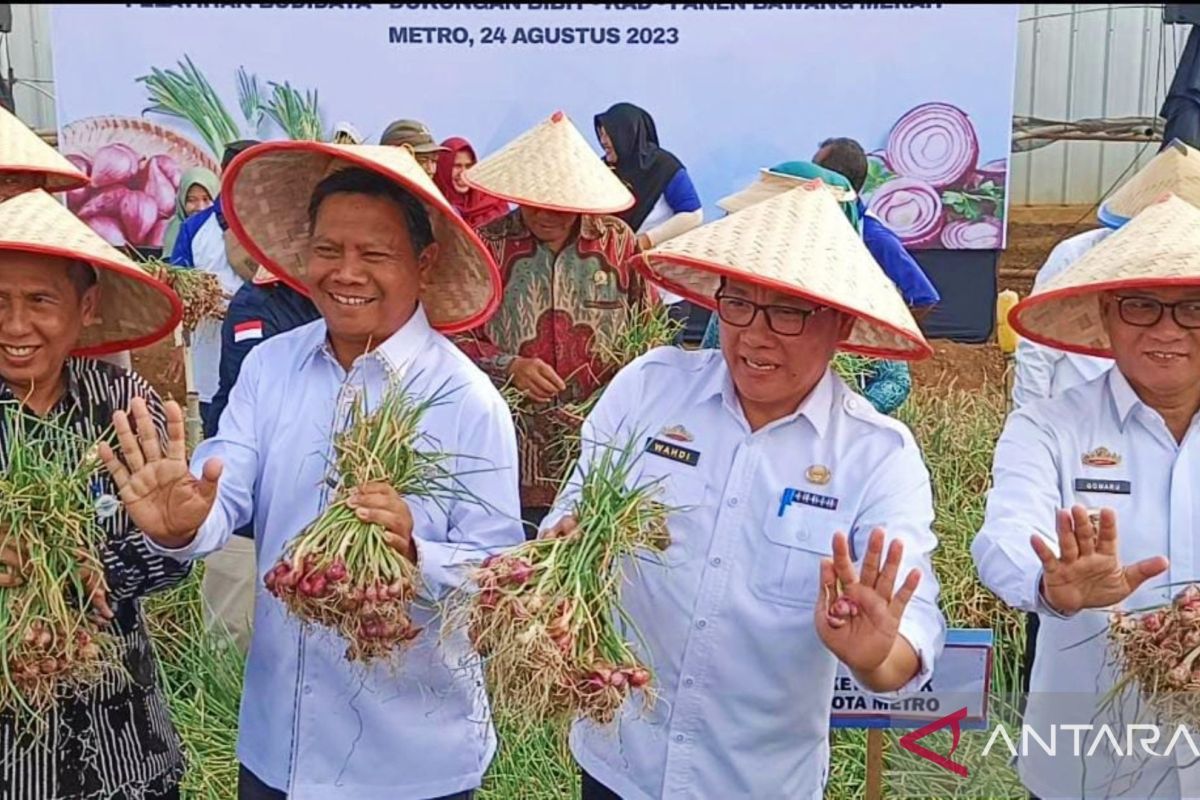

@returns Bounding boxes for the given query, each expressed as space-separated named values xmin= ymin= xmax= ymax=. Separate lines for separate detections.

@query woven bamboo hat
xmin=463 ymin=111 xmax=634 ymax=214
xmin=1010 ymin=194 xmax=1200 ymax=356
xmin=0 ymin=190 xmax=181 ymax=355
xmin=0 ymin=108 xmax=89 ymax=201
xmin=635 ymin=183 xmax=930 ymax=360
xmin=221 ymin=141 xmax=500 ymax=333
xmin=717 ymin=168 xmax=856 ymax=215
xmin=1098 ymin=139 xmax=1200 ymax=228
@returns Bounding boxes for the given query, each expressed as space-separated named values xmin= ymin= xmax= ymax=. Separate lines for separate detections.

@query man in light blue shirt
xmin=975 ymin=195 xmax=1200 ymax=799
xmin=544 ymin=184 xmax=946 ymax=800
xmin=100 ymin=142 xmax=521 ymax=800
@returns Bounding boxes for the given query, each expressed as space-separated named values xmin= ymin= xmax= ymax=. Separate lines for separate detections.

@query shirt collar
xmin=1107 ymin=368 xmax=1142 ymax=431
xmin=301 ymin=304 xmax=434 ymax=375
xmin=701 ymin=353 xmax=835 ymax=438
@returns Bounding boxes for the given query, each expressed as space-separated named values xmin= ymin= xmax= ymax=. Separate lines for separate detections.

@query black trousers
xmin=238 ymin=765 xmax=474 ymax=800
xmin=521 ymin=506 xmax=550 ymax=540
xmin=580 ymin=769 xmax=622 ymax=800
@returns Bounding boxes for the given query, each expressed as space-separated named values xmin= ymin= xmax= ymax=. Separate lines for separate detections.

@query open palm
xmin=1033 ymin=506 xmax=1168 ymax=616
xmin=98 ymin=397 xmax=222 ymax=547
xmin=815 ymin=529 xmax=920 ymax=674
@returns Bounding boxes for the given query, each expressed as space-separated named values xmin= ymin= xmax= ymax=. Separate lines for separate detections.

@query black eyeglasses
xmin=1115 ymin=296 xmax=1200 ymax=330
xmin=714 ymin=292 xmax=825 ymax=336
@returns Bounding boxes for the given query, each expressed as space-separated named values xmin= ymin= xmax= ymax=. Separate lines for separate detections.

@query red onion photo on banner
xmin=863 ymin=102 xmax=1007 ymax=251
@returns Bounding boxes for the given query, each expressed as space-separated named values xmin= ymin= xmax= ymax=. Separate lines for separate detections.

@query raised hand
xmin=1033 ymin=505 xmax=1168 ymax=616
xmin=816 ymin=529 xmax=920 ymax=677
xmin=97 ymin=397 xmax=222 ymax=549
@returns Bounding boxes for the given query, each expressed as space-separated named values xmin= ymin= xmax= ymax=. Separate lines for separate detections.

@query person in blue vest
xmin=170 ymin=140 xmax=260 ymax=433
xmin=199 ymin=265 xmax=320 ymax=652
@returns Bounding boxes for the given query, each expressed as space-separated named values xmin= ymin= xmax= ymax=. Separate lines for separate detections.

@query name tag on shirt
xmin=644 ymin=437 xmax=700 ymax=467
xmin=778 ymin=487 xmax=839 ymax=516
xmin=1073 ymin=478 xmax=1131 ymax=495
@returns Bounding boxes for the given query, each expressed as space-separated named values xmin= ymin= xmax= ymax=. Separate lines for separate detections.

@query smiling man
xmin=0 ymin=189 xmax=189 ymax=799
xmin=974 ymin=194 xmax=1200 ymax=799
xmin=541 ymin=183 xmax=946 ymax=800
xmin=99 ymin=142 xmax=522 ymax=800
xmin=455 ymin=112 xmax=646 ymax=531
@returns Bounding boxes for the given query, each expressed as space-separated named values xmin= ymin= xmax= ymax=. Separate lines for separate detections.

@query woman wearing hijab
xmin=595 ymin=102 xmax=703 ymax=335
xmin=434 ymin=137 xmax=510 ymax=228
xmin=701 ymin=160 xmax=913 ymax=415
xmin=160 ymin=166 xmax=219 ymax=255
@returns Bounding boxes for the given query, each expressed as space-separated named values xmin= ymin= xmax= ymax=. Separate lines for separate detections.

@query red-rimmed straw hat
xmin=717 ymin=168 xmax=856 ymax=215
xmin=463 ymin=111 xmax=634 ymax=215
xmin=220 ymin=140 xmax=500 ymax=333
xmin=1098 ymin=139 xmax=1200 ymax=228
xmin=633 ymin=182 xmax=930 ymax=360
xmin=0 ymin=189 xmax=182 ymax=355
xmin=1010 ymin=194 xmax=1200 ymax=357
xmin=0 ymin=107 xmax=89 ymax=201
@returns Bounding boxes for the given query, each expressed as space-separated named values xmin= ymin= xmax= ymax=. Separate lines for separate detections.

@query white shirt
xmin=1012 ymin=228 xmax=1114 ymax=409
xmin=151 ymin=307 xmax=523 ymax=799
xmin=638 ymin=196 xmax=684 ymax=305
xmin=973 ymin=369 xmax=1200 ymax=798
xmin=547 ymin=347 xmax=945 ymax=800
xmin=189 ymin=214 xmax=246 ymax=403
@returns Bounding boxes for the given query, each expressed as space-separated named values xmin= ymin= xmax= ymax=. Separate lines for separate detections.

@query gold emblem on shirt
xmin=1081 ymin=447 xmax=1121 ymax=468
xmin=593 ymin=270 xmax=610 ymax=286
xmin=660 ymin=424 xmax=694 ymax=443
xmin=805 ymin=464 xmax=832 ymax=486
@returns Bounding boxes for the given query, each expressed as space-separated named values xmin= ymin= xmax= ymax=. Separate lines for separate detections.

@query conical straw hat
xmin=0 ymin=190 xmax=181 ymax=355
xmin=0 ymin=107 xmax=89 ymax=200
xmin=718 ymin=168 xmax=856 ymax=215
xmin=463 ymin=111 xmax=634 ymax=214
xmin=1010 ymin=194 xmax=1200 ymax=356
xmin=1098 ymin=139 xmax=1200 ymax=227
xmin=221 ymin=141 xmax=500 ymax=333
xmin=634 ymin=183 xmax=930 ymax=360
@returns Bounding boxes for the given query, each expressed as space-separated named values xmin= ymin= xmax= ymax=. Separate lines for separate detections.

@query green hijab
xmin=160 ymin=166 xmax=220 ymax=255
xmin=768 ymin=160 xmax=861 ymax=231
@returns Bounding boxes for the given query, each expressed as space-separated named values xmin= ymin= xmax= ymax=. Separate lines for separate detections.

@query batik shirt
xmin=457 ymin=209 xmax=643 ymax=507
xmin=0 ymin=358 xmax=189 ymax=800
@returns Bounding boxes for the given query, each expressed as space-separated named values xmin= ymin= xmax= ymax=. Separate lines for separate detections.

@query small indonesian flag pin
xmin=233 ymin=320 xmax=265 ymax=343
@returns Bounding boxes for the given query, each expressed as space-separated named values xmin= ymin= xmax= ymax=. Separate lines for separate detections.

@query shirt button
xmin=675 ymin=734 xmax=686 ymax=743
xmin=727 ymin=497 xmax=739 ymax=508
xmin=303 ymin=685 xmax=313 ymax=696
xmin=696 ymin=619 xmax=708 ymax=630
xmin=683 ymin=677 xmax=695 ymax=688
xmin=710 ymin=557 xmax=722 ymax=567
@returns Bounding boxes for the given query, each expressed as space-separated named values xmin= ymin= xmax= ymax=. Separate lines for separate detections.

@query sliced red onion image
xmin=940 ymin=218 xmax=1003 ymax=249
xmin=867 ymin=177 xmax=944 ymax=248
xmin=885 ymin=102 xmax=980 ymax=189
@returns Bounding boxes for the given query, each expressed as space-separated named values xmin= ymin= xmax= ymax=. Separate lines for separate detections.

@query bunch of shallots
xmin=265 ymin=379 xmax=468 ymax=664
xmin=452 ymin=436 xmax=670 ymax=730
xmin=148 ymin=261 xmax=227 ymax=332
xmin=1108 ymin=584 xmax=1200 ymax=726
xmin=0 ymin=405 xmax=118 ymax=715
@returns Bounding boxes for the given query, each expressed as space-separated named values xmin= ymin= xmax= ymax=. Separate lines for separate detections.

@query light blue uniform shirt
xmin=974 ymin=368 xmax=1200 ymax=798
xmin=546 ymin=347 xmax=945 ymax=800
xmin=151 ymin=306 xmax=523 ymax=799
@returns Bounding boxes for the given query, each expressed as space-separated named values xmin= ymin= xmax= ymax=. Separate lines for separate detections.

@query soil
xmin=997 ymin=204 xmax=1101 ymax=297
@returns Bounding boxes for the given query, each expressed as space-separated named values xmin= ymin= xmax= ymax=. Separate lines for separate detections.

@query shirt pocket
xmin=631 ymin=459 xmax=708 ymax=568
xmin=750 ymin=508 xmax=854 ymax=609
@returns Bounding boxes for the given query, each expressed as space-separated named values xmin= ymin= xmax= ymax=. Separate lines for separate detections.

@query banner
xmin=49 ymin=4 xmax=1018 ymax=252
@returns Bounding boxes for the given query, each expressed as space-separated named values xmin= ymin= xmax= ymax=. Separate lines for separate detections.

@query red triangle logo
xmin=898 ymin=706 xmax=969 ymax=777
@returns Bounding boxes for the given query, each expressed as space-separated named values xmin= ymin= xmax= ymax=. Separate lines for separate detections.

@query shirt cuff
xmin=1033 ymin=569 xmax=1077 ymax=620
xmin=142 ymin=512 xmax=222 ymax=562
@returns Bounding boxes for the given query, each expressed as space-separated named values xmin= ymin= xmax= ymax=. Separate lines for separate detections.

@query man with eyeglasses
xmin=973 ymin=195 xmax=1200 ymax=799
xmin=540 ymin=185 xmax=945 ymax=800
